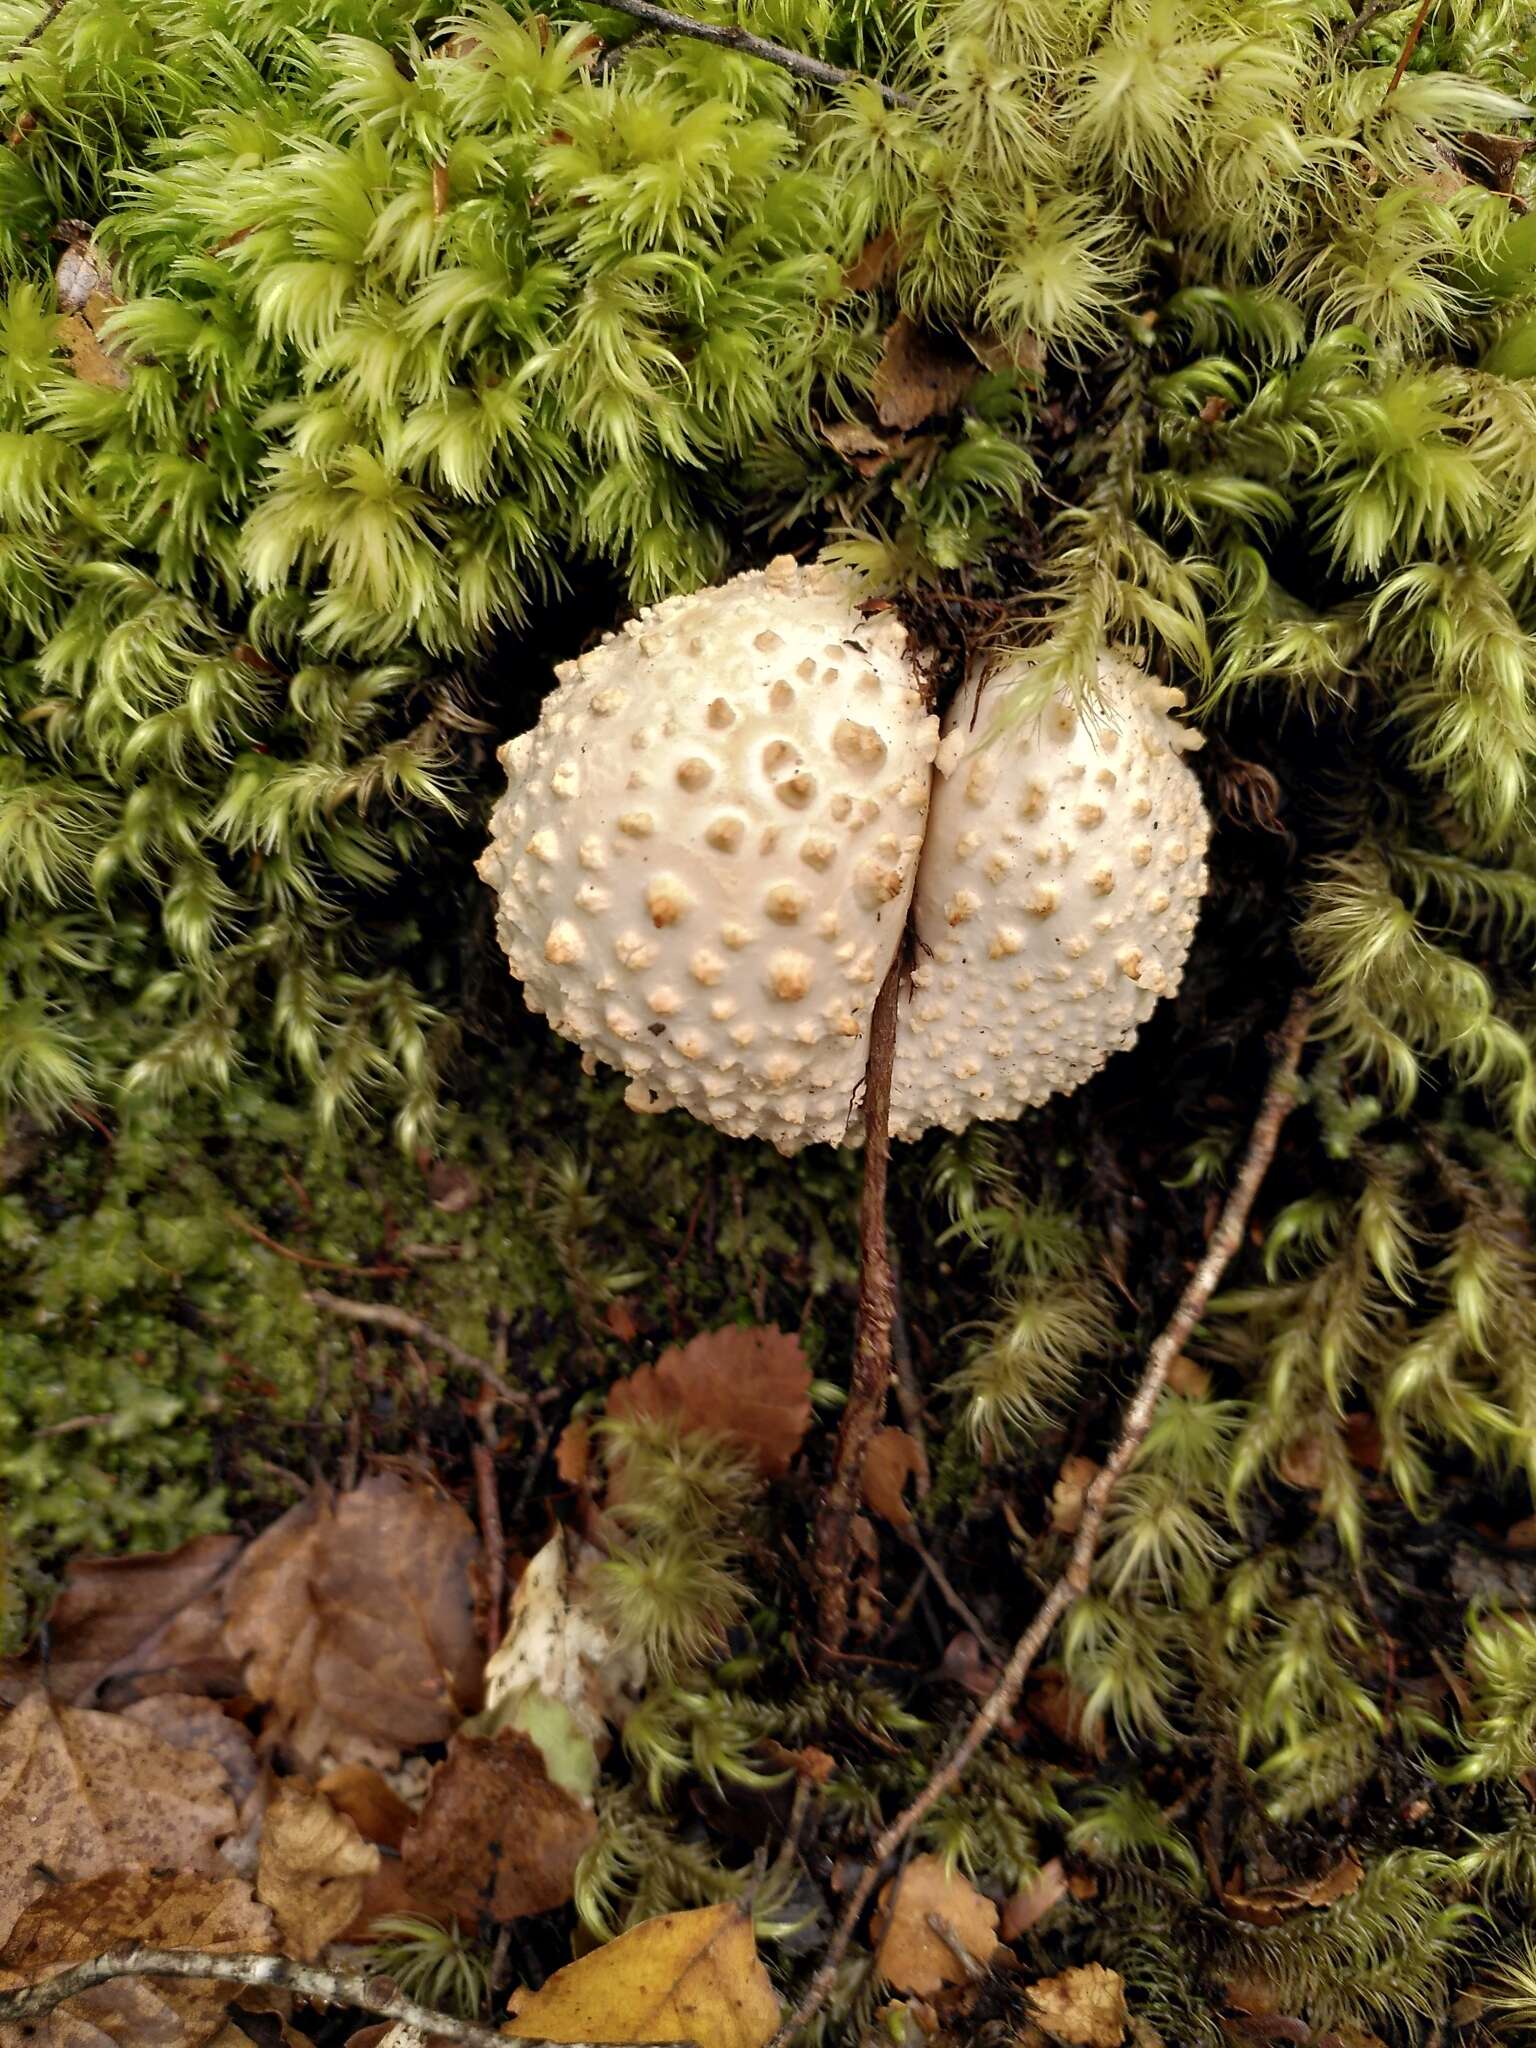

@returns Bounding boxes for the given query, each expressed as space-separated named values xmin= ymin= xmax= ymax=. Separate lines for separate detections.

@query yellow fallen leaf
xmin=871 ymin=1854 xmax=999 ymax=1997
xmin=1025 ymin=1962 xmax=1128 ymax=2047
xmin=257 ymin=1780 xmax=380 ymax=1959
xmin=502 ymin=1902 xmax=778 ymax=2048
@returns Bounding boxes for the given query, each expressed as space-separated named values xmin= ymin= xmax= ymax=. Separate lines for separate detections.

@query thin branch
xmin=1385 ymin=0 xmax=1431 ymax=91
xmin=6 ymin=0 xmax=70 ymax=57
xmin=304 ymin=1287 xmax=531 ymax=1410
xmin=773 ymin=992 xmax=1313 ymax=2046
xmin=227 ymin=1210 xmax=408 ymax=1280
xmin=810 ymin=951 xmax=903 ymax=1654
xmin=474 ymin=1439 xmax=507 ymax=1650
xmin=0 ymin=1945 xmax=695 ymax=2045
xmin=593 ymin=0 xmax=916 ymax=107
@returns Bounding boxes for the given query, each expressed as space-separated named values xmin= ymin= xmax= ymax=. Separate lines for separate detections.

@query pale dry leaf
xmin=606 ymin=1326 xmax=812 ymax=1480
xmin=0 ymin=1694 xmax=237 ymax=1944
xmin=1220 ymin=1852 xmax=1363 ymax=1928
xmin=1025 ymin=1963 xmax=1128 ymax=2048
xmin=121 ymin=1695 xmax=260 ymax=1804
xmin=1001 ymin=1858 xmax=1070 ymax=1941
xmin=872 ymin=314 xmax=978 ymax=430
xmin=0 ymin=1868 xmax=273 ymax=2048
xmin=0 ymin=1535 xmax=242 ymax=1707
xmin=222 ymin=1474 xmax=482 ymax=1769
xmin=554 ymin=1420 xmax=591 ymax=1488
xmin=1050 ymin=1456 xmax=1099 ymax=1536
xmin=871 ymin=1855 xmax=1000 ymax=1997
xmin=257 ymin=1780 xmax=380 ymax=1959
xmin=401 ymin=1729 xmax=595 ymax=1924
xmin=862 ymin=1428 xmax=928 ymax=1529
xmin=482 ymin=1530 xmax=643 ymax=1742
xmin=819 ymin=418 xmax=911 ymax=478
xmin=1163 ymin=1354 xmax=1211 ymax=1399
xmin=314 ymin=1764 xmax=418 ymax=1849
xmin=504 ymin=1901 xmax=778 ymax=2048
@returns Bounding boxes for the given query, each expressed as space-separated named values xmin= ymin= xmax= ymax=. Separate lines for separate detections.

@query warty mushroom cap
xmin=476 ymin=556 xmax=940 ymax=1153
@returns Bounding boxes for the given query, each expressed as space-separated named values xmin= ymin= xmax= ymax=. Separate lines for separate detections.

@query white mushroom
xmin=476 ymin=556 xmax=940 ymax=1152
xmin=479 ymin=559 xmax=1211 ymax=1153
xmin=889 ymin=650 xmax=1210 ymax=1139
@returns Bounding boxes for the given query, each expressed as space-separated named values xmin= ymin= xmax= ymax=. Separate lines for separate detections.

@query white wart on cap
xmin=890 ymin=650 xmax=1210 ymax=1138
xmin=477 ymin=557 xmax=940 ymax=1152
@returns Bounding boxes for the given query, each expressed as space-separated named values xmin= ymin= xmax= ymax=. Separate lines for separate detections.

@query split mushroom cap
xmin=889 ymin=651 xmax=1210 ymax=1139
xmin=480 ymin=558 xmax=1212 ymax=1153
xmin=476 ymin=557 xmax=940 ymax=1153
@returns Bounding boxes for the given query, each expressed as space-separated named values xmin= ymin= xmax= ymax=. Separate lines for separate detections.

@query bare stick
xmin=773 ymin=992 xmax=1312 ymax=2045
xmin=1385 ymin=0 xmax=1431 ymax=90
xmin=228 ymin=1210 xmax=407 ymax=1280
xmin=0 ymin=1945 xmax=695 ymax=2045
xmin=474 ymin=1439 xmax=507 ymax=1649
xmin=810 ymin=952 xmax=903 ymax=1654
xmin=6 ymin=0 xmax=69 ymax=56
xmin=305 ymin=1287 xmax=530 ymax=1410
xmin=592 ymin=0 xmax=915 ymax=106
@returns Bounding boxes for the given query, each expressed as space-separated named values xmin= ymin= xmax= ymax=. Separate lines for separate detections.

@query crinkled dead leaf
xmin=555 ymin=1421 xmax=592 ymax=1487
xmin=401 ymin=1729 xmax=595 ymax=1924
xmin=257 ymin=1780 xmax=380 ymax=1959
xmin=1219 ymin=1852 xmax=1363 ymax=1929
xmin=1025 ymin=1963 xmax=1128 ymax=2048
xmin=819 ymin=418 xmax=913 ymax=478
xmin=315 ymin=1764 xmax=417 ymax=1850
xmin=0 ymin=1868 xmax=273 ymax=2048
xmin=842 ymin=228 xmax=898 ymax=293
xmin=862 ymin=1428 xmax=928 ymax=1528
xmin=0 ymin=1694 xmax=237 ymax=1944
xmin=872 ymin=315 xmax=978 ymax=430
xmin=607 ymin=1326 xmax=812 ymax=1480
xmin=871 ymin=1855 xmax=1000 ymax=1997
xmin=503 ymin=1901 xmax=778 ymax=2048
xmin=0 ymin=1535 xmax=242 ymax=1707
xmin=482 ymin=1529 xmax=643 ymax=1744
xmin=223 ymin=1474 xmax=482 ymax=1769
xmin=1001 ymin=1857 xmax=1070 ymax=1941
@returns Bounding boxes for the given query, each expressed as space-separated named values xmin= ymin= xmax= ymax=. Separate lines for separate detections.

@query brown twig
xmin=228 ymin=1211 xmax=407 ymax=1280
xmin=900 ymin=1528 xmax=1001 ymax=1661
xmin=810 ymin=952 xmax=903 ymax=1655
xmin=1334 ymin=0 xmax=1395 ymax=48
xmin=474 ymin=1440 xmax=507 ymax=1649
xmin=1385 ymin=0 xmax=1431 ymax=91
xmin=593 ymin=0 xmax=915 ymax=106
xmin=773 ymin=992 xmax=1312 ymax=2046
xmin=304 ymin=1288 xmax=531 ymax=1410
xmin=6 ymin=0 xmax=70 ymax=56
xmin=0 ymin=1945 xmax=692 ymax=2044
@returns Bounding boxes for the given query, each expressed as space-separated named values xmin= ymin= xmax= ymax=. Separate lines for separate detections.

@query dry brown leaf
xmin=223 ymin=1474 xmax=482 ymax=1769
xmin=1025 ymin=1963 xmax=1128 ymax=2047
xmin=315 ymin=1763 xmax=417 ymax=1849
xmin=759 ymin=1739 xmax=836 ymax=1785
xmin=554 ymin=1421 xmax=592 ymax=1488
xmin=872 ymin=315 xmax=978 ymax=430
xmin=1025 ymin=1669 xmax=1105 ymax=1758
xmin=504 ymin=1901 xmax=778 ymax=2047
xmin=400 ymin=1729 xmax=594 ymax=1924
xmin=0 ymin=1534 xmax=242 ymax=1707
xmin=1001 ymin=1858 xmax=1070 ymax=1941
xmin=842 ymin=229 xmax=898 ymax=293
xmin=607 ymin=1326 xmax=812 ymax=1480
xmin=1050 ymin=1455 xmax=1100 ymax=1535
xmin=1164 ymin=1354 xmax=1212 ymax=1398
xmin=1278 ymin=1431 xmax=1329 ymax=1492
xmin=0 ymin=1694 xmax=238 ymax=1944
xmin=871 ymin=1855 xmax=1000 ymax=1996
xmin=818 ymin=417 xmax=914 ymax=479
xmin=862 ymin=1428 xmax=929 ymax=1528
xmin=257 ymin=1780 xmax=380 ymax=1959
xmin=121 ymin=1694 xmax=259 ymax=1803
xmin=0 ymin=1868 xmax=273 ymax=2048
xmin=1220 ymin=1852 xmax=1363 ymax=1928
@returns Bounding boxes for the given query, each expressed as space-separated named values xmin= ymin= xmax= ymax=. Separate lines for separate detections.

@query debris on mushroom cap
xmin=889 ymin=649 xmax=1211 ymax=1139
xmin=476 ymin=556 xmax=940 ymax=1152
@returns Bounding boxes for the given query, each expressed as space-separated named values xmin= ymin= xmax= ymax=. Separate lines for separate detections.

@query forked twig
xmin=305 ymin=1287 xmax=531 ymax=1410
xmin=0 ymin=1945 xmax=693 ymax=2045
xmin=773 ymin=992 xmax=1313 ymax=2045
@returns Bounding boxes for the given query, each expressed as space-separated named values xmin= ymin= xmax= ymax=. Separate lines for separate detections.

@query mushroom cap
xmin=476 ymin=556 xmax=940 ymax=1152
xmin=889 ymin=650 xmax=1211 ymax=1139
